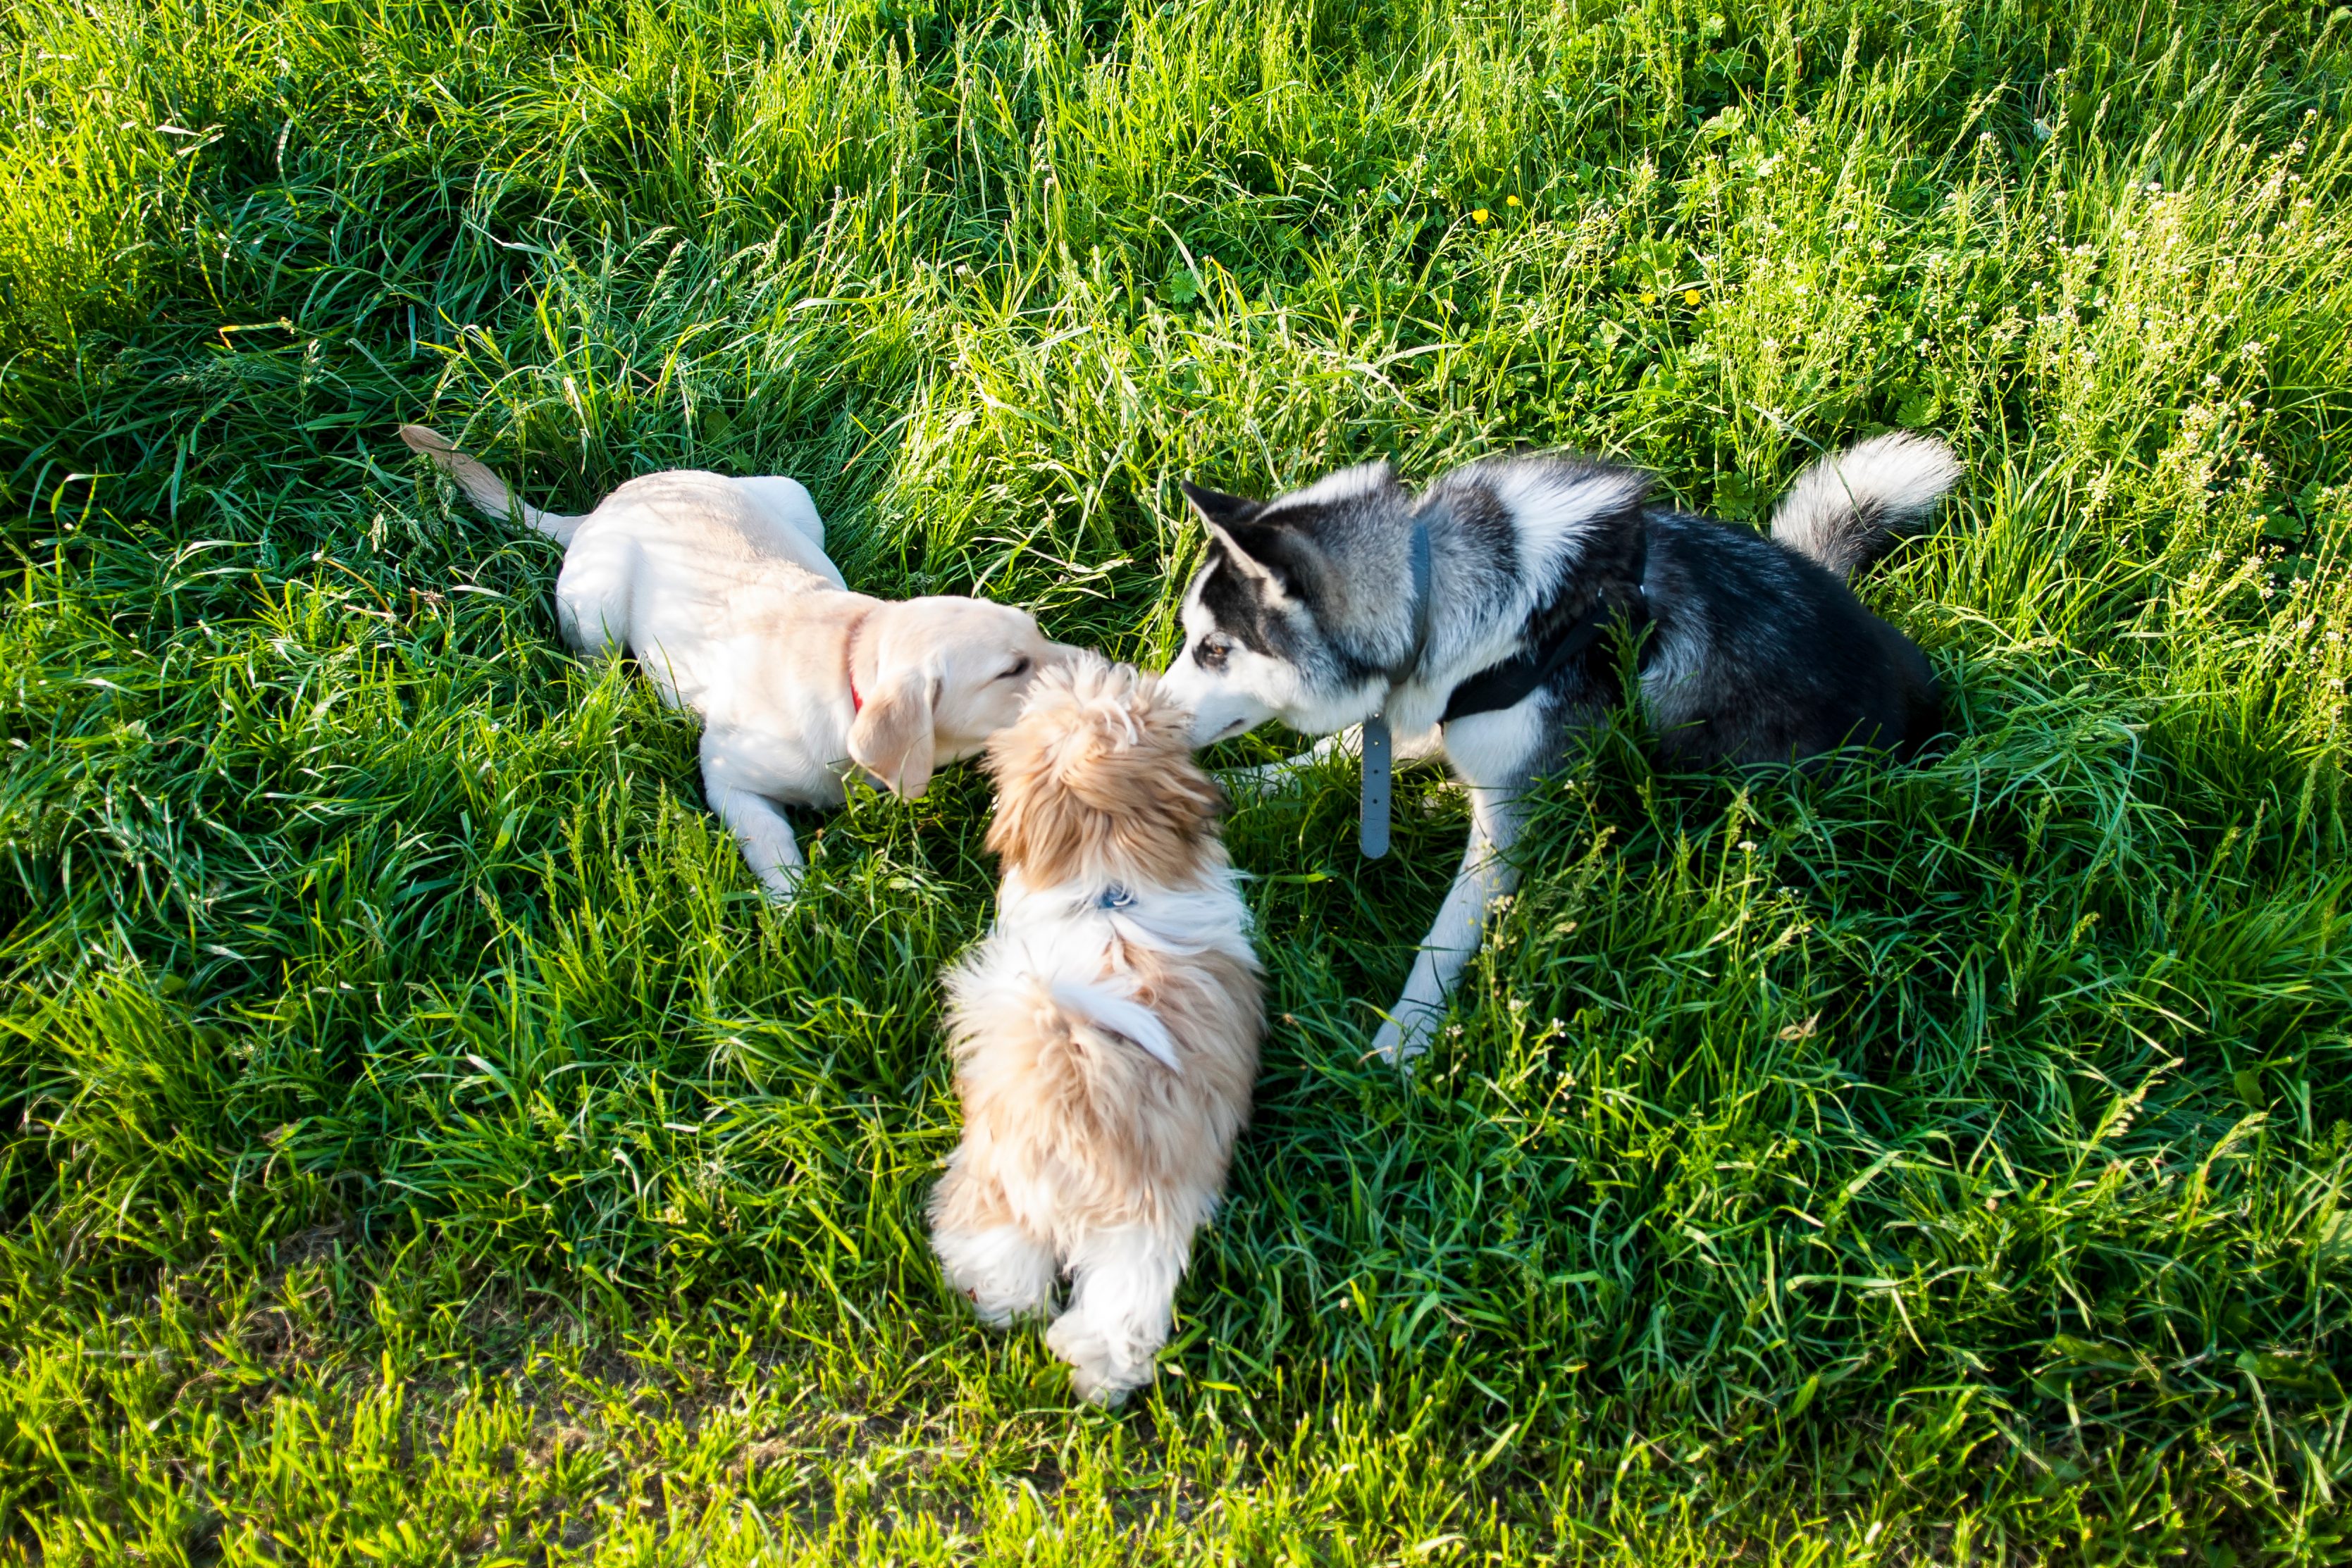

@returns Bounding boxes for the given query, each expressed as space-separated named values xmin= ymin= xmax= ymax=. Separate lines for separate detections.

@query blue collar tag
xmin=1360 ymin=522 xmax=1430 ymax=861
xmin=1360 ymin=716 xmax=1393 ymax=859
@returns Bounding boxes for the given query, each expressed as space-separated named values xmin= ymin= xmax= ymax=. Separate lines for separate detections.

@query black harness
xmin=1440 ymin=537 xmax=1652 ymax=723
xmin=1358 ymin=524 xmax=1652 ymax=858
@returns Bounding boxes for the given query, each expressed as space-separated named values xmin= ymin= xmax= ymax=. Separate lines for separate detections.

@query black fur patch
xmin=1194 ymin=549 xmax=1290 ymax=659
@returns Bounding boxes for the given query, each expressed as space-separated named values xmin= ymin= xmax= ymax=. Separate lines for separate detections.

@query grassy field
xmin=4 ymin=0 xmax=2351 ymax=1560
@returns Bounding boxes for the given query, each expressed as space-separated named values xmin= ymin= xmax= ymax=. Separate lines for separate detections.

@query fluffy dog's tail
xmin=1050 ymin=980 xmax=1183 ymax=1074
xmin=398 ymin=425 xmax=583 ymax=544
xmin=1769 ymin=433 xmax=1961 ymax=580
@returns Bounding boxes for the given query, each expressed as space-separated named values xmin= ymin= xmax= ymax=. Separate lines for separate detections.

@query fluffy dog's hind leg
xmin=930 ymin=1157 xmax=1059 ymax=1326
xmin=933 ymin=1223 xmax=1059 ymax=1326
xmin=1046 ymin=1224 xmax=1191 ymax=1406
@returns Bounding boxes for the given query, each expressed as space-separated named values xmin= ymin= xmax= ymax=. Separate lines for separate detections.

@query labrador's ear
xmin=848 ymin=668 xmax=939 ymax=798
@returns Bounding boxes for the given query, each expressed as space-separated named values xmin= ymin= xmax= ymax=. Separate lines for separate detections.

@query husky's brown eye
xmin=1194 ymin=636 xmax=1230 ymax=671
xmin=998 ymin=656 xmax=1032 ymax=681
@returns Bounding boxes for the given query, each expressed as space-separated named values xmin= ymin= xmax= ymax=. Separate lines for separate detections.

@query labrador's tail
xmin=398 ymin=425 xmax=583 ymax=545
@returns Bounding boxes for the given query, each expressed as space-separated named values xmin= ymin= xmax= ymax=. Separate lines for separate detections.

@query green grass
xmin=3 ymin=0 xmax=2351 ymax=1560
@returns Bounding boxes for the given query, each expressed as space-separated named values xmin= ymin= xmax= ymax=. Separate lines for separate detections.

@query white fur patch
xmin=1051 ymin=981 xmax=1182 ymax=1072
xmin=1435 ymin=698 xmax=1552 ymax=789
xmin=931 ymin=1219 xmax=1059 ymax=1326
xmin=998 ymin=869 xmax=1256 ymax=966
xmin=1258 ymin=459 xmax=1396 ymax=517
xmin=1769 ymin=433 xmax=1960 ymax=578
xmin=1483 ymin=461 xmax=1650 ymax=583
xmin=957 ymin=869 xmax=1254 ymax=1077
xmin=1046 ymin=1221 xmax=1199 ymax=1403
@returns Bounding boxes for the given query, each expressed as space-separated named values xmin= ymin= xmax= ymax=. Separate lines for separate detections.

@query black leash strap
xmin=1360 ymin=522 xmax=1432 ymax=859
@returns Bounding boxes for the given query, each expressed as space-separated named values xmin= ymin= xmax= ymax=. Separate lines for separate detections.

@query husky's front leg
xmin=1370 ymin=785 xmax=1523 ymax=1063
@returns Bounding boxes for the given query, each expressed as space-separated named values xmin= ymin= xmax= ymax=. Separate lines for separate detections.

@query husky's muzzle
xmin=1154 ymin=660 xmax=1273 ymax=747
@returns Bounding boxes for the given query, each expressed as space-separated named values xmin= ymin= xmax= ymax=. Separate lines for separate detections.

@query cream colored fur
xmin=399 ymin=425 xmax=1071 ymax=901
xmin=931 ymin=657 xmax=1263 ymax=1405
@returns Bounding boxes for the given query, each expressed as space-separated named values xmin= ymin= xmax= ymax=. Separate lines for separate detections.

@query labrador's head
xmin=846 ymin=598 xmax=1079 ymax=798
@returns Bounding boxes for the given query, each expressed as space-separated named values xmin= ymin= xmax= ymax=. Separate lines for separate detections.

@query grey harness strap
xmin=1361 ymin=522 xmax=1433 ymax=859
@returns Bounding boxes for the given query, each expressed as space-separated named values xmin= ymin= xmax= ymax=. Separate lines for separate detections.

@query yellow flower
xmin=1641 ymin=292 xmax=1658 ymax=304
xmin=1505 ymin=194 xmax=1522 ymax=207
xmin=1684 ymin=288 xmax=1702 ymax=306
xmin=1473 ymin=208 xmax=1490 ymax=223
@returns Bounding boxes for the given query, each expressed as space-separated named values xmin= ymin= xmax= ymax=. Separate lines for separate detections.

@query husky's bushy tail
xmin=398 ymin=425 xmax=584 ymax=545
xmin=1769 ymin=433 xmax=1961 ymax=580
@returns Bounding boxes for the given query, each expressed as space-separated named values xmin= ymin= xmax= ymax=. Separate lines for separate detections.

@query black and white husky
xmin=1153 ymin=434 xmax=1962 ymax=1062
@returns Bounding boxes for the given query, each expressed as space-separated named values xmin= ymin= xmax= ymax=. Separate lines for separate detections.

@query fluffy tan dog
xmin=931 ymin=656 xmax=1263 ymax=1405
xmin=399 ymin=425 xmax=1070 ymax=901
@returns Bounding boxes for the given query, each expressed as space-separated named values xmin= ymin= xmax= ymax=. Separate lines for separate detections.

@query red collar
xmin=845 ymin=611 xmax=873 ymax=716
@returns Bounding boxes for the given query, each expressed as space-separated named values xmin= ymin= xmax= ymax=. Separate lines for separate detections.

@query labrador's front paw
xmin=1369 ymin=1004 xmax=1440 ymax=1065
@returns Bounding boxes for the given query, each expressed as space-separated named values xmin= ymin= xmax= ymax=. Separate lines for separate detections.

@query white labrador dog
xmin=400 ymin=425 xmax=1072 ymax=901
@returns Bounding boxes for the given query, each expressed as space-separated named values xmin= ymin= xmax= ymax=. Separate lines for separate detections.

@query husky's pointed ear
xmin=1182 ymin=480 xmax=1297 ymax=587
xmin=1179 ymin=479 xmax=1262 ymax=529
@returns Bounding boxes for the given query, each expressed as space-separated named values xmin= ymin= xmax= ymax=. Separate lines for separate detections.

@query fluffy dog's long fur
xmin=931 ymin=657 xmax=1262 ymax=1405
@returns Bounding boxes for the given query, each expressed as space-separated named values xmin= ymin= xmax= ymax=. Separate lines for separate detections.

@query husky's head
xmin=1156 ymin=461 xmax=1418 ymax=746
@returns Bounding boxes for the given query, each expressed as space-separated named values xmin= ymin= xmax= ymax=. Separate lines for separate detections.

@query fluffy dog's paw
xmin=1045 ymin=1310 xmax=1153 ymax=1406
xmin=958 ymin=1285 xmax=1046 ymax=1330
xmin=933 ymin=1225 xmax=1058 ymax=1326
xmin=1067 ymin=1359 xmax=1146 ymax=1407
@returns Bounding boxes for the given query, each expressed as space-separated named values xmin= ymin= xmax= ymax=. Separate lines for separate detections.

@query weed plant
xmin=2 ymin=0 xmax=2350 ymax=1561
